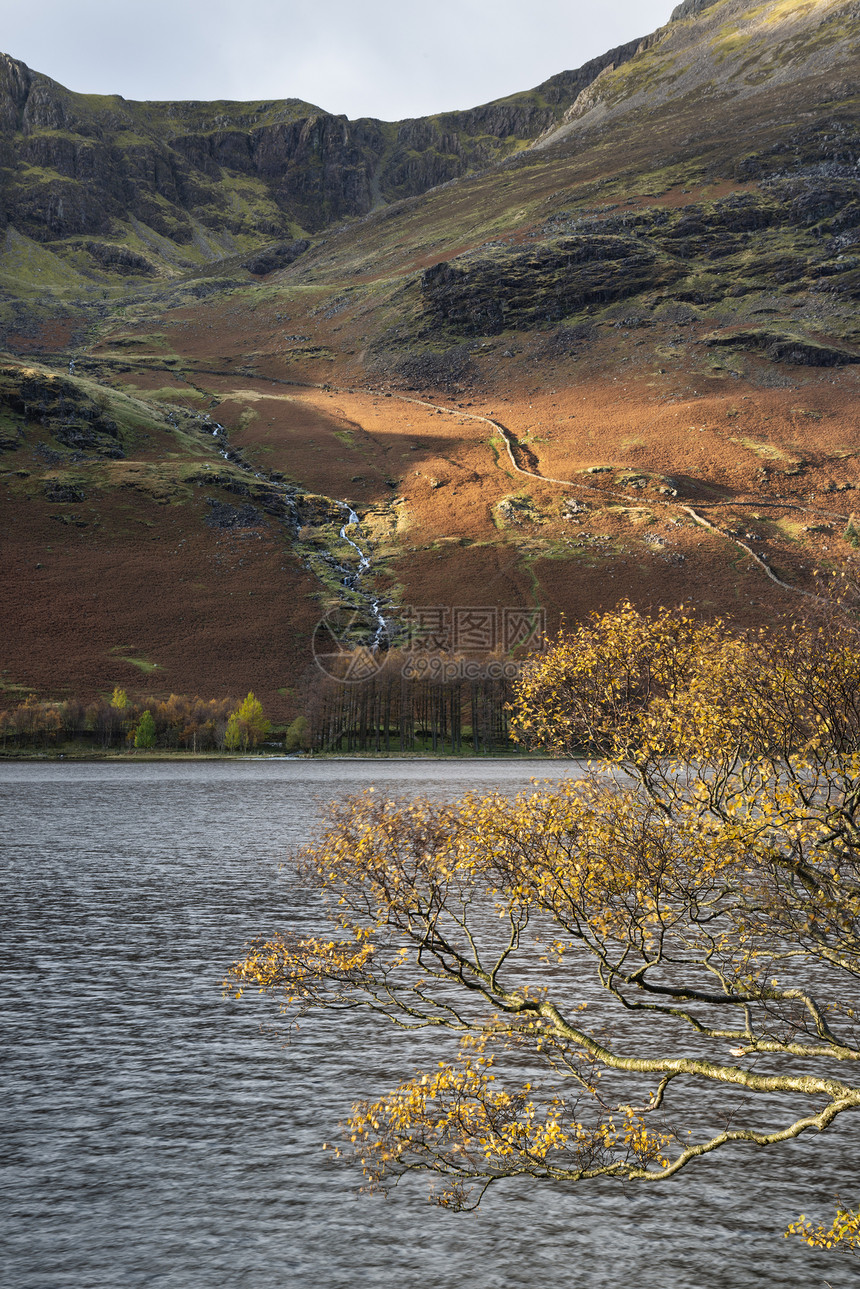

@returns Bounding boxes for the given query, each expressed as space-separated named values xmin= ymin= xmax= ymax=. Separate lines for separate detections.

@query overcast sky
xmin=8 ymin=0 xmax=677 ymax=120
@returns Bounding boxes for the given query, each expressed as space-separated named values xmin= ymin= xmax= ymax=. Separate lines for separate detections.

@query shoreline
xmin=0 ymin=748 xmax=554 ymax=762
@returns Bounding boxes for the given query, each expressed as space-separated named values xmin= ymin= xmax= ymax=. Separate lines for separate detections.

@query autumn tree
xmin=88 ymin=691 xmax=128 ymax=747
xmin=148 ymin=693 xmax=233 ymax=750
xmin=285 ymin=715 xmax=310 ymax=752
xmin=228 ymin=605 xmax=860 ymax=1245
xmin=0 ymin=694 xmax=67 ymax=746
xmin=223 ymin=712 xmax=243 ymax=751
xmin=224 ymin=691 xmax=270 ymax=751
xmin=0 ymin=690 xmax=238 ymax=751
xmin=110 ymin=686 xmax=129 ymax=712
xmin=134 ymin=709 xmax=157 ymax=749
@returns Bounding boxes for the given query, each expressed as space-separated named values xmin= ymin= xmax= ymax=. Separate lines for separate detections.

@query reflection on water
xmin=0 ymin=760 xmax=855 ymax=1288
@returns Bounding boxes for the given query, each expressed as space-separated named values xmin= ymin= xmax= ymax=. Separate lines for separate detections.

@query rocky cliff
xmin=420 ymin=181 xmax=860 ymax=344
xmin=0 ymin=37 xmax=647 ymax=279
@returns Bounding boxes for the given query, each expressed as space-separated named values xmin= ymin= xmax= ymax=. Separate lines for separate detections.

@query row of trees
xmin=1 ymin=658 xmax=524 ymax=757
xmin=0 ymin=688 xmax=270 ymax=752
xmin=304 ymin=653 xmax=516 ymax=754
xmin=229 ymin=602 xmax=860 ymax=1251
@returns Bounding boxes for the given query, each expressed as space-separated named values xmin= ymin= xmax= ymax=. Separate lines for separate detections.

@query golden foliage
xmin=228 ymin=605 xmax=860 ymax=1237
xmin=225 ymin=691 xmax=271 ymax=750
xmin=786 ymin=1205 xmax=860 ymax=1252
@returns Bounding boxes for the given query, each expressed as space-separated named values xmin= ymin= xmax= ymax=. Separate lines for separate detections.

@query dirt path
xmin=358 ymin=388 xmax=839 ymax=604
xmin=181 ymin=367 xmax=847 ymax=606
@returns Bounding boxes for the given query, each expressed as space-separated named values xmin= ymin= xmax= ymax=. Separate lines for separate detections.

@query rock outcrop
xmin=423 ymin=235 xmax=680 ymax=334
xmin=243 ymin=238 xmax=310 ymax=276
xmin=534 ymin=0 xmax=859 ymax=158
xmin=419 ymin=178 xmax=860 ymax=337
xmin=0 ymin=365 xmax=125 ymax=456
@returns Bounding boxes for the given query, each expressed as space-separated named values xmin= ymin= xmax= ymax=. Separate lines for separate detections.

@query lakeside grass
xmin=0 ymin=744 xmax=550 ymax=762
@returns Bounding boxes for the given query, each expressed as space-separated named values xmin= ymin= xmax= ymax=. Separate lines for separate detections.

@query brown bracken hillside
xmin=2 ymin=0 xmax=859 ymax=719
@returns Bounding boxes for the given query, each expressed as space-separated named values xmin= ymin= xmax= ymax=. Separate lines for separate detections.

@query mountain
xmin=2 ymin=0 xmax=859 ymax=723
xmin=0 ymin=36 xmax=645 ymax=267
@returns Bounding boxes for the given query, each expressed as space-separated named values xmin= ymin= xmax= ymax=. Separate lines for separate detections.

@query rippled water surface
xmin=1 ymin=759 xmax=856 ymax=1288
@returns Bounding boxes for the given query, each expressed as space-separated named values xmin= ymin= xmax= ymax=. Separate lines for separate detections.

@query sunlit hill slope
xmin=2 ymin=0 xmax=859 ymax=721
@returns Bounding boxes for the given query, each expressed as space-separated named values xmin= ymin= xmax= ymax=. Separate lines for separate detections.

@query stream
xmin=202 ymin=416 xmax=389 ymax=646
xmin=338 ymin=503 xmax=389 ymax=647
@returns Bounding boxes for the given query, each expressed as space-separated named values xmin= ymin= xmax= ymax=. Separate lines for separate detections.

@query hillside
xmin=2 ymin=0 xmax=860 ymax=722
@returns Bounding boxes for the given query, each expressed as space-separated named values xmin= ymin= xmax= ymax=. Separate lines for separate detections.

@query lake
xmin=1 ymin=759 xmax=856 ymax=1288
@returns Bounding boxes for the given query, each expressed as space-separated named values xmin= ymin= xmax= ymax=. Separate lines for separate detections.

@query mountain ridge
xmin=539 ymin=0 xmax=859 ymax=151
xmin=0 ymin=34 xmax=648 ymax=256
